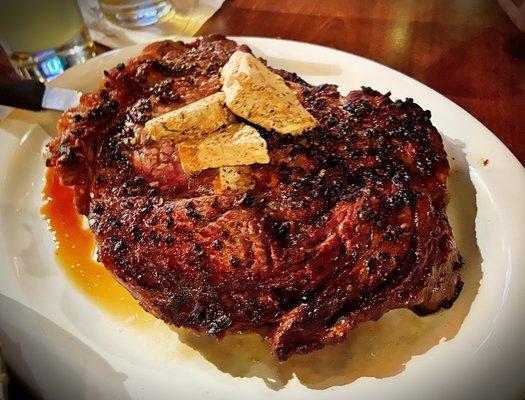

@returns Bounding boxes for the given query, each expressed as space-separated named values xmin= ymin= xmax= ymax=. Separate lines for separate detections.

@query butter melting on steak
xmin=46 ymin=35 xmax=462 ymax=361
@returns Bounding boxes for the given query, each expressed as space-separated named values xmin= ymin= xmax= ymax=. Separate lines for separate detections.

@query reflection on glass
xmin=98 ymin=0 xmax=174 ymax=27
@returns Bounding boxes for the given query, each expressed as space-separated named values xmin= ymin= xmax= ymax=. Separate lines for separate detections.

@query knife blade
xmin=0 ymin=80 xmax=81 ymax=112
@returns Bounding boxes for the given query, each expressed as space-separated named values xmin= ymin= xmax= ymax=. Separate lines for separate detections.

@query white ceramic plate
xmin=0 ymin=37 xmax=524 ymax=400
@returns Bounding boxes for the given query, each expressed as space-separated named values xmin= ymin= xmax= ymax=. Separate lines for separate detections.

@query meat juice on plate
xmin=42 ymin=168 xmax=154 ymax=325
xmin=42 ymin=165 xmax=480 ymax=388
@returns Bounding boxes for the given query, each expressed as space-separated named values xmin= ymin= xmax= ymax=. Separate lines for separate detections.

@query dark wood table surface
xmin=1 ymin=0 xmax=524 ymax=397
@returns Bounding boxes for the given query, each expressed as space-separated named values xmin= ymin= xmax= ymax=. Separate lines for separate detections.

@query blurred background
xmin=0 ymin=0 xmax=524 ymax=397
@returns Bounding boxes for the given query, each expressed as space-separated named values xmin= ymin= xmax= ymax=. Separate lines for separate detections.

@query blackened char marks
xmin=46 ymin=36 xmax=462 ymax=361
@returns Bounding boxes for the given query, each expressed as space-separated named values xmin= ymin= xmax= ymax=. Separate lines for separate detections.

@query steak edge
xmin=46 ymin=35 xmax=463 ymax=361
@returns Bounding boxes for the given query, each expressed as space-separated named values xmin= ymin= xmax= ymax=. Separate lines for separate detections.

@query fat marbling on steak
xmin=47 ymin=35 xmax=463 ymax=361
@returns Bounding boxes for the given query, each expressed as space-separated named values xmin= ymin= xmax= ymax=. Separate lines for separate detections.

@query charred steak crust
xmin=47 ymin=35 xmax=463 ymax=360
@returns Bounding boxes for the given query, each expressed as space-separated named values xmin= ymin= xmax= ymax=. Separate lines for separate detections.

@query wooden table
xmin=1 ymin=0 xmax=524 ymax=397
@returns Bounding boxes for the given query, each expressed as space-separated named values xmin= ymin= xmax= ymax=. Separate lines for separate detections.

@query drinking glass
xmin=98 ymin=0 xmax=174 ymax=27
xmin=0 ymin=0 xmax=95 ymax=81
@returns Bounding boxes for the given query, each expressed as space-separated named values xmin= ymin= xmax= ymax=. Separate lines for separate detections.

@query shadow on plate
xmin=176 ymin=137 xmax=482 ymax=391
xmin=0 ymin=294 xmax=129 ymax=399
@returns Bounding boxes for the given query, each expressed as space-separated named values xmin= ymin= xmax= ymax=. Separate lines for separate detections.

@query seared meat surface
xmin=47 ymin=35 xmax=462 ymax=360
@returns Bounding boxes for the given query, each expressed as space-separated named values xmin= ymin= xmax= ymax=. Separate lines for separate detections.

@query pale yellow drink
xmin=0 ymin=0 xmax=85 ymax=53
xmin=0 ymin=0 xmax=94 ymax=80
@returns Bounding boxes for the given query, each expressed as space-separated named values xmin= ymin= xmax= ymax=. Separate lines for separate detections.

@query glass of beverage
xmin=0 ymin=0 xmax=95 ymax=82
xmin=99 ymin=0 xmax=174 ymax=27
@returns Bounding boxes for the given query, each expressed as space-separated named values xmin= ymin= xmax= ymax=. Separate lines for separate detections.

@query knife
xmin=0 ymin=80 xmax=81 ymax=112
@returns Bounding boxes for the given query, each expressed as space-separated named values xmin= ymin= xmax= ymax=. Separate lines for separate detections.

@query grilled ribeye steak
xmin=47 ymin=35 xmax=463 ymax=360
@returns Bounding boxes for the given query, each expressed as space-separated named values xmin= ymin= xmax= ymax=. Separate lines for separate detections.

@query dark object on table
xmin=0 ymin=80 xmax=80 ymax=111
xmin=46 ymin=35 xmax=462 ymax=361
xmin=4 ymin=366 xmax=37 ymax=400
